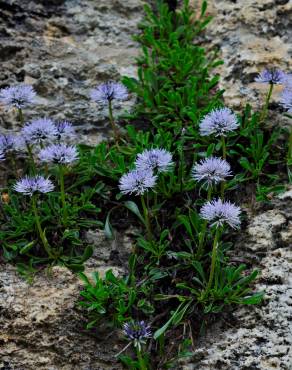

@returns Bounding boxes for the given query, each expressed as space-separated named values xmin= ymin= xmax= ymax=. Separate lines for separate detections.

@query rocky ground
xmin=0 ymin=0 xmax=291 ymax=369
xmin=0 ymin=0 xmax=142 ymax=145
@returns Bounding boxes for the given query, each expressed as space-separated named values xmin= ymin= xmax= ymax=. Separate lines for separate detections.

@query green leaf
xmin=124 ymin=201 xmax=145 ymax=224
xmin=20 ymin=240 xmax=36 ymax=255
xmin=154 ymin=301 xmax=190 ymax=339
xmin=104 ymin=212 xmax=115 ymax=239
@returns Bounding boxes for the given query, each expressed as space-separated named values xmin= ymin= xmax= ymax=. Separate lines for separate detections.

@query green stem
xmin=141 ymin=194 xmax=152 ymax=240
xmin=288 ymin=128 xmax=292 ymax=162
xmin=221 ymin=136 xmax=227 ymax=199
xmin=26 ymin=143 xmax=36 ymax=175
xmin=108 ymin=99 xmax=119 ymax=144
xmin=136 ymin=348 xmax=147 ymax=370
xmin=221 ymin=135 xmax=226 ymax=160
xmin=196 ymin=186 xmax=212 ymax=259
xmin=205 ymin=227 xmax=221 ymax=295
xmin=32 ymin=196 xmax=54 ymax=258
xmin=179 ymin=133 xmax=185 ymax=192
xmin=18 ymin=108 xmax=24 ymax=125
xmin=260 ymin=83 xmax=274 ymax=123
xmin=8 ymin=154 xmax=18 ymax=176
xmin=59 ymin=165 xmax=68 ymax=226
xmin=287 ymin=128 xmax=292 ymax=183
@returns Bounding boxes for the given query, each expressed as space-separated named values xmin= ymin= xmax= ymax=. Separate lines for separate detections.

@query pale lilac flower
xmin=255 ymin=68 xmax=286 ymax=85
xmin=199 ymin=108 xmax=239 ymax=137
xmin=55 ymin=121 xmax=75 ymax=141
xmin=123 ymin=321 xmax=151 ymax=349
xmin=284 ymin=74 xmax=292 ymax=89
xmin=0 ymin=149 xmax=4 ymax=161
xmin=39 ymin=144 xmax=78 ymax=165
xmin=119 ymin=169 xmax=157 ymax=195
xmin=22 ymin=118 xmax=57 ymax=145
xmin=13 ymin=175 xmax=54 ymax=196
xmin=200 ymin=198 xmax=241 ymax=229
xmin=135 ymin=148 xmax=173 ymax=173
xmin=0 ymin=134 xmax=18 ymax=154
xmin=91 ymin=81 xmax=128 ymax=103
xmin=0 ymin=85 xmax=36 ymax=108
xmin=192 ymin=157 xmax=232 ymax=186
xmin=13 ymin=135 xmax=27 ymax=151
xmin=280 ymin=88 xmax=292 ymax=113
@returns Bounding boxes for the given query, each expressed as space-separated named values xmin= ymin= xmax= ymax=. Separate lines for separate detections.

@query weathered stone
xmin=0 ymin=265 xmax=124 ymax=369
xmin=0 ymin=0 xmax=143 ymax=144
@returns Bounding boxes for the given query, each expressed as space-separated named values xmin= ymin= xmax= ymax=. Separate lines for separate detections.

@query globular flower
xmin=90 ymin=81 xmax=128 ymax=103
xmin=0 ymin=85 xmax=36 ymax=109
xmin=123 ymin=321 xmax=151 ymax=350
xmin=55 ymin=121 xmax=75 ymax=141
xmin=22 ymin=118 xmax=57 ymax=145
xmin=13 ymin=135 xmax=27 ymax=151
xmin=280 ymin=88 xmax=292 ymax=113
xmin=200 ymin=198 xmax=241 ymax=229
xmin=199 ymin=108 xmax=239 ymax=137
xmin=0 ymin=134 xmax=18 ymax=154
xmin=192 ymin=157 xmax=232 ymax=186
xmin=39 ymin=144 xmax=78 ymax=165
xmin=135 ymin=148 xmax=173 ymax=173
xmin=255 ymin=68 xmax=287 ymax=85
xmin=119 ymin=169 xmax=157 ymax=196
xmin=13 ymin=175 xmax=54 ymax=196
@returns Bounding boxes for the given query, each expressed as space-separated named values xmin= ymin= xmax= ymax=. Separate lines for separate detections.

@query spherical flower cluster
xmin=0 ymin=85 xmax=36 ymax=109
xmin=123 ymin=321 xmax=151 ymax=349
xmin=135 ymin=148 xmax=173 ymax=173
xmin=55 ymin=121 xmax=75 ymax=141
xmin=192 ymin=157 xmax=231 ymax=187
xmin=199 ymin=107 xmax=239 ymax=137
xmin=255 ymin=68 xmax=286 ymax=85
xmin=0 ymin=134 xmax=18 ymax=154
xmin=200 ymin=198 xmax=241 ymax=229
xmin=119 ymin=169 xmax=157 ymax=196
xmin=22 ymin=118 xmax=57 ymax=145
xmin=91 ymin=81 xmax=128 ymax=103
xmin=13 ymin=175 xmax=54 ymax=196
xmin=39 ymin=144 xmax=78 ymax=165
xmin=280 ymin=88 xmax=292 ymax=113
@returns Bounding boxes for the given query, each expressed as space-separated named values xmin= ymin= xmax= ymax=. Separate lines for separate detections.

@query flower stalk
xmin=59 ymin=165 xmax=68 ymax=226
xmin=141 ymin=194 xmax=152 ymax=240
xmin=260 ymin=83 xmax=274 ymax=123
xmin=108 ymin=99 xmax=119 ymax=144
xmin=205 ymin=226 xmax=221 ymax=295
xmin=32 ymin=195 xmax=54 ymax=259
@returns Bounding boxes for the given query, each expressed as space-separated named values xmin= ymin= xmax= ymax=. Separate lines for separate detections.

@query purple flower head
xmin=119 ymin=169 xmax=157 ymax=196
xmin=39 ymin=144 xmax=78 ymax=165
xmin=13 ymin=175 xmax=54 ymax=196
xmin=284 ymin=74 xmax=292 ymax=89
xmin=199 ymin=108 xmax=239 ymax=137
xmin=0 ymin=85 xmax=36 ymax=109
xmin=255 ymin=68 xmax=287 ymax=85
xmin=55 ymin=121 xmax=75 ymax=141
xmin=123 ymin=321 xmax=151 ymax=349
xmin=280 ymin=88 xmax=292 ymax=113
xmin=22 ymin=118 xmax=57 ymax=145
xmin=200 ymin=198 xmax=241 ymax=229
xmin=0 ymin=134 xmax=18 ymax=154
xmin=135 ymin=148 xmax=173 ymax=173
xmin=90 ymin=81 xmax=128 ymax=104
xmin=192 ymin=157 xmax=232 ymax=187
